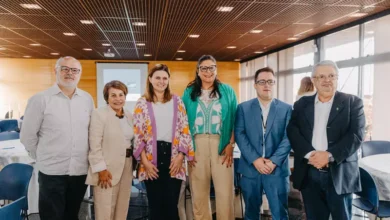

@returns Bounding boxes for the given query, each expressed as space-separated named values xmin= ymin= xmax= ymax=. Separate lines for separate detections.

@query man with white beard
xmin=21 ymin=56 xmax=94 ymax=220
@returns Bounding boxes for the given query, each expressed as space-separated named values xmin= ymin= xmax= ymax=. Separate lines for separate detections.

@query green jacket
xmin=182 ymin=83 xmax=238 ymax=154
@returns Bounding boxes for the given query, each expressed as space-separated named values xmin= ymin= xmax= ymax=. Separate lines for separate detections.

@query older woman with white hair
xmin=21 ymin=56 xmax=95 ymax=220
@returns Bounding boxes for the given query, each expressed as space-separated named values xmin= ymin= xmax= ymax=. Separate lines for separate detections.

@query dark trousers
xmin=301 ymin=167 xmax=352 ymax=220
xmin=38 ymin=172 xmax=88 ymax=220
xmin=144 ymin=141 xmax=183 ymax=220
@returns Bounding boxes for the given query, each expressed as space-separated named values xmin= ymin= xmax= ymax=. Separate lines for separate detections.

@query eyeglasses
xmin=199 ymin=65 xmax=217 ymax=73
xmin=60 ymin=66 xmax=80 ymax=75
xmin=313 ymin=74 xmax=338 ymax=81
xmin=255 ymin=79 xmax=275 ymax=86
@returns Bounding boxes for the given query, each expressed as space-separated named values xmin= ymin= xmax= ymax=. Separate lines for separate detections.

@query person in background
xmin=85 ymin=80 xmax=133 ymax=220
xmin=287 ymin=60 xmax=366 ymax=220
xmin=182 ymin=55 xmax=237 ymax=220
xmin=21 ymin=56 xmax=94 ymax=220
xmin=296 ymin=76 xmax=316 ymax=101
xmin=133 ymin=64 xmax=194 ymax=220
xmin=235 ymin=67 xmax=292 ymax=220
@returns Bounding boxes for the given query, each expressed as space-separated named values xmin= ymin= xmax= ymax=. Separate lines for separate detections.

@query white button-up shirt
xmin=21 ymin=84 xmax=94 ymax=176
xmin=305 ymin=94 xmax=334 ymax=159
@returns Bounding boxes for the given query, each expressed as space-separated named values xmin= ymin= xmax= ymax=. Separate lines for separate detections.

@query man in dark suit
xmin=235 ymin=67 xmax=292 ymax=220
xmin=287 ymin=60 xmax=366 ymax=220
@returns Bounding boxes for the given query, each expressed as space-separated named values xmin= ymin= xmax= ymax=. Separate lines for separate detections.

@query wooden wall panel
xmin=0 ymin=58 xmax=239 ymax=118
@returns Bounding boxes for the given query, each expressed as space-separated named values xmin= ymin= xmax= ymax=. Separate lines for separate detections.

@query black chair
xmin=130 ymin=179 xmax=148 ymax=220
xmin=353 ymin=167 xmax=390 ymax=219
xmin=361 ymin=141 xmax=390 ymax=158
xmin=4 ymin=110 xmax=13 ymax=119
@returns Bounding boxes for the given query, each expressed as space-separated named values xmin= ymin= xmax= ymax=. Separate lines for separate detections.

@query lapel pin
xmin=336 ymin=107 xmax=339 ymax=111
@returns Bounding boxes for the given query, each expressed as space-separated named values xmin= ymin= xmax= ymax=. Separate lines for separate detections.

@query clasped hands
xmin=308 ymin=151 xmax=330 ymax=169
xmin=253 ymin=158 xmax=276 ymax=175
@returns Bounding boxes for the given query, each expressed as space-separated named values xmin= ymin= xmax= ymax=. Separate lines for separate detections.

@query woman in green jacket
xmin=182 ymin=55 xmax=237 ymax=220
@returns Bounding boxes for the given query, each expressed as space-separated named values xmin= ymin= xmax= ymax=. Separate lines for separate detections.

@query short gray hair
xmin=311 ymin=60 xmax=339 ymax=77
xmin=55 ymin=56 xmax=82 ymax=74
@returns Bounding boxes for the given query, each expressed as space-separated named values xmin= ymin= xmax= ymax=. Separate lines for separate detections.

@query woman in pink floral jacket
xmin=133 ymin=64 xmax=194 ymax=220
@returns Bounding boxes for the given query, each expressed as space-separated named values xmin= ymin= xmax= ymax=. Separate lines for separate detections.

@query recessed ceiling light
xmin=132 ymin=22 xmax=147 ymax=26
xmin=287 ymin=37 xmax=298 ymax=41
xmin=176 ymin=58 xmax=183 ymax=60
xmin=144 ymin=54 xmax=152 ymax=57
xmin=227 ymin=46 xmax=236 ymax=49
xmin=250 ymin=30 xmax=263 ymax=34
xmin=254 ymin=51 xmax=264 ymax=54
xmin=83 ymin=48 xmax=92 ymax=51
xmin=136 ymin=43 xmax=145 ymax=46
xmin=63 ymin=32 xmax=76 ymax=36
xmin=234 ymin=59 xmax=241 ymax=61
xmin=80 ymin=20 xmax=94 ymax=24
xmin=50 ymin=52 xmax=59 ymax=55
xmin=29 ymin=43 xmax=41 ymax=46
xmin=216 ymin=6 xmax=234 ymax=12
xmin=188 ymin=34 xmax=200 ymax=38
xmin=366 ymin=31 xmax=374 ymax=34
xmin=23 ymin=55 xmax=31 ymax=58
xmin=350 ymin=12 xmax=368 ymax=17
xmin=102 ymin=43 xmax=111 ymax=46
xmin=0 ymin=48 xmax=6 ymax=50
xmin=177 ymin=50 xmax=186 ymax=53
xmin=20 ymin=4 xmax=41 ymax=9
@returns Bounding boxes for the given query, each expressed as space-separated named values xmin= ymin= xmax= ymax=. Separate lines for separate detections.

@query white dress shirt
xmin=152 ymin=99 xmax=174 ymax=142
xmin=21 ymin=84 xmax=94 ymax=176
xmin=258 ymin=98 xmax=272 ymax=157
xmin=305 ymin=94 xmax=334 ymax=160
xmin=119 ymin=115 xmax=134 ymax=149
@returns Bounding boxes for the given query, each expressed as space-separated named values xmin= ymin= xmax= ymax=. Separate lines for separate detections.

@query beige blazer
xmin=85 ymin=105 xmax=133 ymax=186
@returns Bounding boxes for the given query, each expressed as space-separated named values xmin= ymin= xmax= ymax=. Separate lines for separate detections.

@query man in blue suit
xmin=235 ymin=67 xmax=292 ymax=220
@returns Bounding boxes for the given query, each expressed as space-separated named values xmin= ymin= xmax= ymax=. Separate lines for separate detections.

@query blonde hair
xmin=298 ymin=76 xmax=315 ymax=95
xmin=144 ymin=64 xmax=172 ymax=103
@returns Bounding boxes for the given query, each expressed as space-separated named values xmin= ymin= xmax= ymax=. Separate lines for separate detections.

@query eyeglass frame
xmin=255 ymin=79 xmax=276 ymax=86
xmin=60 ymin=66 xmax=81 ymax=75
xmin=198 ymin=65 xmax=217 ymax=73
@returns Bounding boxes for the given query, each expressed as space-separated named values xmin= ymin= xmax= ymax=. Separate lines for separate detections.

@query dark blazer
xmin=235 ymin=98 xmax=292 ymax=178
xmin=287 ymin=91 xmax=366 ymax=195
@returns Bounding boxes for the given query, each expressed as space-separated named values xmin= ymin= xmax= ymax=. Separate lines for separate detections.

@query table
xmin=359 ymin=154 xmax=390 ymax=201
xmin=0 ymin=139 xmax=38 ymax=214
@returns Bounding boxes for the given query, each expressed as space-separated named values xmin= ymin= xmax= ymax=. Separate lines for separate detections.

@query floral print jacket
xmin=133 ymin=95 xmax=194 ymax=181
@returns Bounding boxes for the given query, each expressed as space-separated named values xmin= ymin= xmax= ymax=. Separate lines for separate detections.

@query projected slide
xmin=103 ymin=69 xmax=141 ymax=101
xmin=96 ymin=62 xmax=148 ymax=110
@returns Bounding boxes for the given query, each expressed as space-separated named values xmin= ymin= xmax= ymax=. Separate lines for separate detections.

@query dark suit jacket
xmin=287 ymin=91 xmax=366 ymax=195
xmin=235 ymin=98 xmax=292 ymax=178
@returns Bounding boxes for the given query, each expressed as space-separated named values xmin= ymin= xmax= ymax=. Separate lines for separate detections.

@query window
xmin=362 ymin=64 xmax=374 ymax=140
xmin=324 ymin=26 xmax=359 ymax=62
xmin=337 ymin=67 xmax=359 ymax=96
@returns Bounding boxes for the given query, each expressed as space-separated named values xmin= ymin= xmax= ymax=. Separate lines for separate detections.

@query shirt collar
xmin=258 ymin=98 xmax=273 ymax=110
xmin=315 ymin=93 xmax=335 ymax=104
xmin=48 ymin=84 xmax=82 ymax=97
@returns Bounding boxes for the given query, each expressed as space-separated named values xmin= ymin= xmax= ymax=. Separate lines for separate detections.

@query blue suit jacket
xmin=235 ymin=98 xmax=292 ymax=178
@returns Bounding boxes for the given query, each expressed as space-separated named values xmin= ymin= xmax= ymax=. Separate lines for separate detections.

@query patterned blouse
xmin=133 ymin=95 xmax=194 ymax=181
xmin=194 ymin=89 xmax=222 ymax=135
